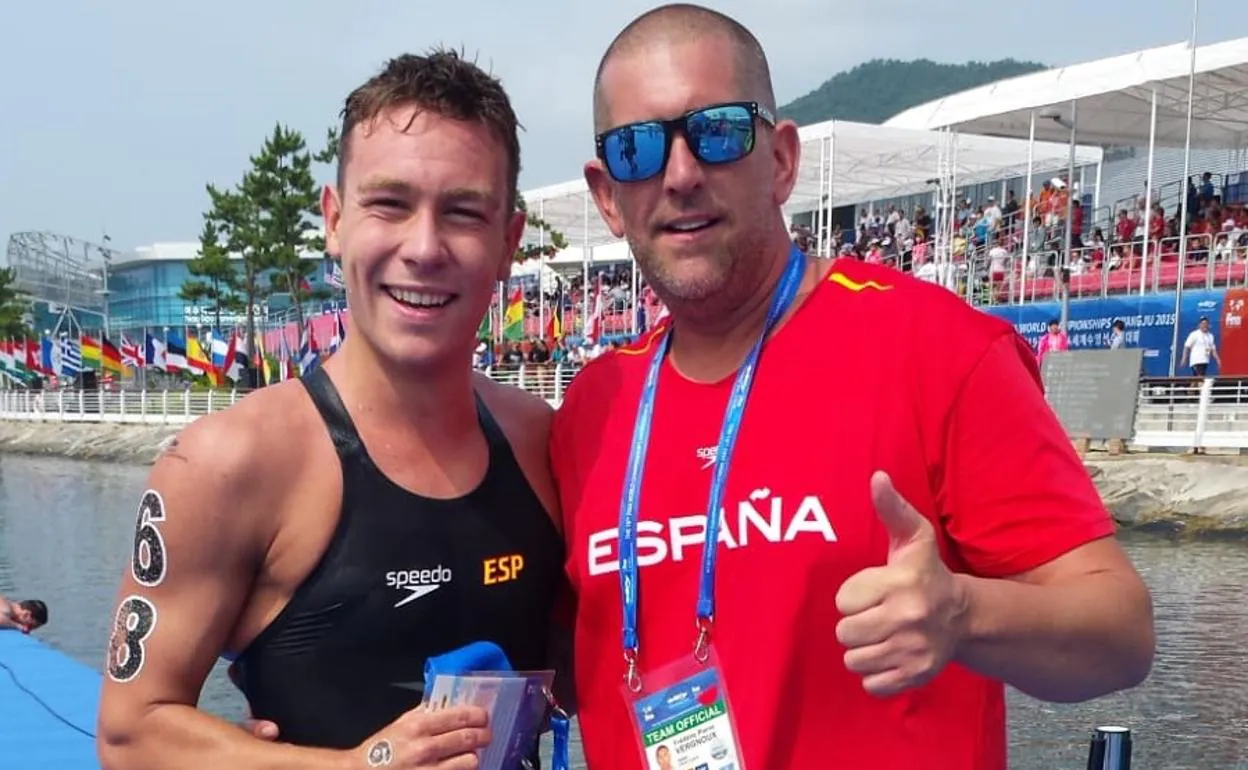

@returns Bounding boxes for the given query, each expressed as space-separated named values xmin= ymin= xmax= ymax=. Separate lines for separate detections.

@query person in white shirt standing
xmin=1181 ymin=316 xmax=1220 ymax=377
xmin=1108 ymin=320 xmax=1126 ymax=350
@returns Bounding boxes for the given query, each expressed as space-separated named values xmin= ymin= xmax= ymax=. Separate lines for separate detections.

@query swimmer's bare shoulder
xmin=97 ymin=380 xmax=346 ymax=770
xmin=472 ymin=373 xmax=561 ymax=532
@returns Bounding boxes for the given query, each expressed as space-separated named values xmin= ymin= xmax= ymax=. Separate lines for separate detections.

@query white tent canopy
xmin=520 ymin=120 xmax=1102 ymax=249
xmin=785 ymin=120 xmax=1100 ymax=217
xmin=884 ymin=37 xmax=1248 ymax=149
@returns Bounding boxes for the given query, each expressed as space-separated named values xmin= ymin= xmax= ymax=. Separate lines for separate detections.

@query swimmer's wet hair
xmin=336 ymin=47 xmax=522 ymax=208
xmin=18 ymin=599 xmax=47 ymax=627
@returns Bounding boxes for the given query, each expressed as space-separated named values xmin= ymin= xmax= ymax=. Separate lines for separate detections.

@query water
xmin=2 ymin=454 xmax=1246 ymax=769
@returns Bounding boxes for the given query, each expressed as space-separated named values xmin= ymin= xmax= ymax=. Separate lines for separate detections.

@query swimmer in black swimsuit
xmin=97 ymin=50 xmax=570 ymax=770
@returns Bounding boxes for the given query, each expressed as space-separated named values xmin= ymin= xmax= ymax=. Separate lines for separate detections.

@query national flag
xmin=219 ymin=330 xmax=244 ymax=383
xmin=584 ymin=275 xmax=605 ymax=344
xmin=120 ymin=333 xmax=143 ymax=369
xmin=0 ymin=341 xmax=16 ymax=382
xmin=209 ymin=332 xmax=231 ymax=385
xmin=41 ymin=337 xmax=59 ymax=376
xmin=144 ymin=332 xmax=167 ymax=372
xmin=13 ymin=339 xmax=31 ymax=380
xmin=298 ymin=320 xmax=319 ymax=377
xmin=80 ymin=334 xmax=102 ymax=370
xmin=59 ymin=337 xmax=82 ymax=377
xmin=186 ymin=330 xmax=212 ymax=376
xmin=478 ymin=304 xmax=494 ymax=341
xmin=165 ymin=329 xmax=189 ymax=372
xmin=253 ymin=331 xmax=272 ymax=386
xmin=545 ymin=283 xmax=564 ymax=344
xmin=329 ymin=310 xmax=346 ymax=354
xmin=19 ymin=338 xmax=45 ymax=377
xmin=502 ymin=286 xmax=524 ymax=341
xmin=101 ymin=335 xmax=125 ymax=374
xmin=278 ymin=331 xmax=294 ymax=381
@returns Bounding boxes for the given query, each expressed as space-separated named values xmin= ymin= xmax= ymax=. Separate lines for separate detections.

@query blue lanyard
xmin=550 ymin=706 xmax=571 ymax=770
xmin=617 ymin=246 xmax=806 ymax=688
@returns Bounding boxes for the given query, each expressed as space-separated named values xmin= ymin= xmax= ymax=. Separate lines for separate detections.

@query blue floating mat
xmin=0 ymin=630 xmax=101 ymax=769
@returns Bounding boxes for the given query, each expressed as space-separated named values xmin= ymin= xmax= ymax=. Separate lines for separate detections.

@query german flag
xmin=545 ymin=284 xmax=564 ymax=344
xmin=101 ymin=335 xmax=125 ymax=374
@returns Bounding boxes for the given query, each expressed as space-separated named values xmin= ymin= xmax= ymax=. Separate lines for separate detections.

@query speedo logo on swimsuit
xmin=586 ymin=490 xmax=838 ymax=577
xmin=384 ymin=565 xmax=453 ymax=608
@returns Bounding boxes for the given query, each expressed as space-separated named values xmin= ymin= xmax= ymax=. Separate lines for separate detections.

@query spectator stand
xmin=885 ymin=34 xmax=1248 ymax=320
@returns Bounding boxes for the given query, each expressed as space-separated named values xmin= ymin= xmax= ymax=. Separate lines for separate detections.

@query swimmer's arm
xmin=96 ymin=422 xmax=347 ymax=770
xmin=0 ymin=594 xmax=29 ymax=632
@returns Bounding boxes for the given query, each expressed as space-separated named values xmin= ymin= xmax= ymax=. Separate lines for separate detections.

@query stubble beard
xmin=629 ymin=227 xmax=769 ymax=325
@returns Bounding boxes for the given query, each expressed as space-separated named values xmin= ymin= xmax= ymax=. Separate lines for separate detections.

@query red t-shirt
xmin=550 ymin=259 xmax=1115 ymax=770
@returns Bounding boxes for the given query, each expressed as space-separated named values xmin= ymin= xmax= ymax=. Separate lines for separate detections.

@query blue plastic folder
xmin=423 ymin=640 xmax=514 ymax=693
xmin=421 ymin=642 xmax=559 ymax=770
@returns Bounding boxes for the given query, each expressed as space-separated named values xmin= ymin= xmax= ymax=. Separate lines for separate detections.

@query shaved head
xmin=592 ymin=3 xmax=776 ymax=133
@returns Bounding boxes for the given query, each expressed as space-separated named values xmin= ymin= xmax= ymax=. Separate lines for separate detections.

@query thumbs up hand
xmin=835 ymin=471 xmax=968 ymax=697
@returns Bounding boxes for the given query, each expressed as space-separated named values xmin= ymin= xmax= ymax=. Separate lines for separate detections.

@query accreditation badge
xmin=623 ymin=646 xmax=746 ymax=770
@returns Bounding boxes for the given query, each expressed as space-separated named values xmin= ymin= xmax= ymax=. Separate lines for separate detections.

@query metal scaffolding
xmin=3 ymin=230 xmax=112 ymax=336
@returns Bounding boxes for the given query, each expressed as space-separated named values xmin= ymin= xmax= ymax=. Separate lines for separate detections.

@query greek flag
xmin=59 ymin=337 xmax=82 ymax=377
xmin=298 ymin=322 xmax=319 ymax=377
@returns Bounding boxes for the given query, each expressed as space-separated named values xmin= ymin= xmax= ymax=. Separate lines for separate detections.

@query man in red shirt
xmin=552 ymin=5 xmax=1155 ymax=769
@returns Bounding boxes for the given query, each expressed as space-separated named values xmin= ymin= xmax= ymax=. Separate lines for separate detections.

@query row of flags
xmin=0 ymin=310 xmax=349 ymax=388
xmin=480 ymin=277 xmax=613 ymax=346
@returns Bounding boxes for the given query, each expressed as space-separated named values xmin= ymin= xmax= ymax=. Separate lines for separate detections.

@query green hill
xmin=778 ymin=58 xmax=1048 ymax=126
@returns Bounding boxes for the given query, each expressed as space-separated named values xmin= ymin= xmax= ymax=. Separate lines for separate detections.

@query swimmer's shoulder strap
xmin=298 ymin=365 xmax=362 ymax=457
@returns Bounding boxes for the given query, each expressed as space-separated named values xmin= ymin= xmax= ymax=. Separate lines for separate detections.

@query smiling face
xmin=585 ymin=33 xmax=800 ymax=315
xmin=322 ymin=104 xmax=523 ymax=372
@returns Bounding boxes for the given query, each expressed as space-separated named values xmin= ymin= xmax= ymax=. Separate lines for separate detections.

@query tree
xmin=514 ymin=194 xmax=568 ymax=262
xmin=179 ymin=219 xmax=243 ymax=331
xmin=0 ymin=268 xmax=32 ymax=339
xmin=313 ymin=126 xmax=340 ymax=166
xmin=245 ymin=123 xmax=328 ymax=329
xmin=200 ymin=182 xmax=269 ymax=366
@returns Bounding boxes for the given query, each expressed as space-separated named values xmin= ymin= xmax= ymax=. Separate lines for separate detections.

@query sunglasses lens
xmin=688 ymin=104 xmax=755 ymax=165
xmin=603 ymin=122 xmax=668 ymax=182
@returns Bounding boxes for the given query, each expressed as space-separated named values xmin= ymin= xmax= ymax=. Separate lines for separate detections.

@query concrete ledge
xmin=1088 ymin=455 xmax=1248 ymax=536
xmin=0 ymin=421 xmax=180 ymax=465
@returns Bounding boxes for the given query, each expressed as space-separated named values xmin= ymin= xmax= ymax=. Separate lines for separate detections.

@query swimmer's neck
xmin=323 ymin=338 xmax=478 ymax=441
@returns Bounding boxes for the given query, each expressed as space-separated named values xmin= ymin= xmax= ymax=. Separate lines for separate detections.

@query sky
xmin=0 ymin=0 xmax=1240 ymax=252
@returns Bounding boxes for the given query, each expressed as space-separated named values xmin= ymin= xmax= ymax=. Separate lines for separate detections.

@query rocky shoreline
xmin=0 ymin=421 xmax=181 ymax=465
xmin=1 ymin=421 xmax=1247 ymax=537
xmin=1087 ymin=455 xmax=1248 ymax=539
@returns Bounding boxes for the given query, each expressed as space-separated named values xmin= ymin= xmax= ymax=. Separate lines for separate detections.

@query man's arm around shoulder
xmin=96 ymin=412 xmax=345 ymax=770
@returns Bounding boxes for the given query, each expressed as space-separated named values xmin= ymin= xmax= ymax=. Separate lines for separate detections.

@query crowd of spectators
xmin=474 ymin=171 xmax=1248 ymax=372
xmin=802 ymin=172 xmax=1248 ymax=293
